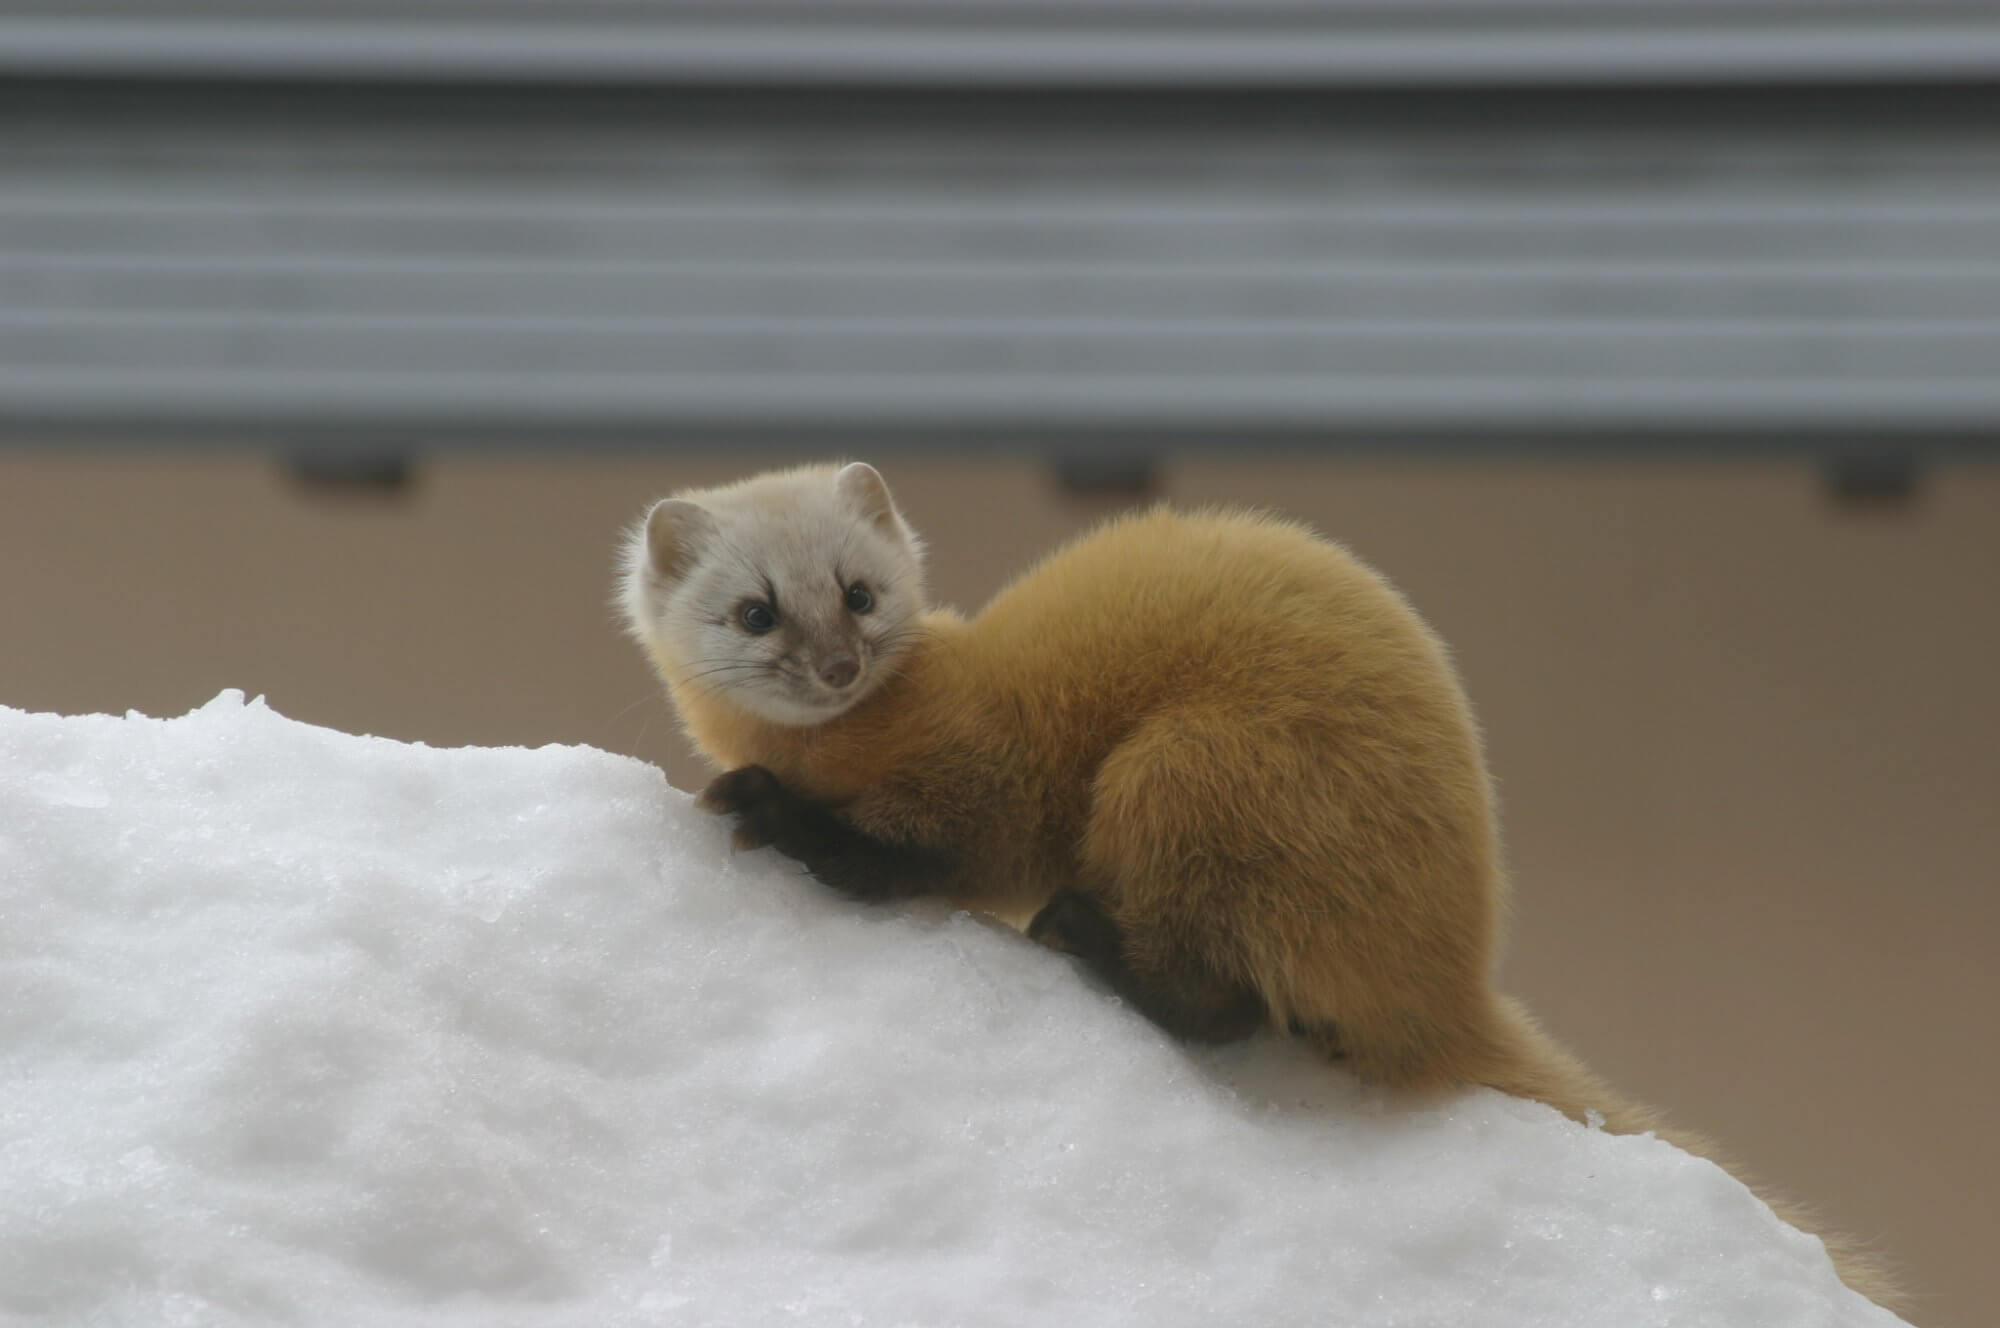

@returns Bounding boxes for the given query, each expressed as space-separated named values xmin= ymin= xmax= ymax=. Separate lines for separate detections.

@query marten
xmin=619 ymin=461 xmax=1900 ymax=1314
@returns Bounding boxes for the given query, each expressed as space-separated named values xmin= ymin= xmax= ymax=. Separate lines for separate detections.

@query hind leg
xmin=1071 ymin=705 xmax=1500 ymax=1087
xmin=1028 ymin=889 xmax=1266 ymax=1044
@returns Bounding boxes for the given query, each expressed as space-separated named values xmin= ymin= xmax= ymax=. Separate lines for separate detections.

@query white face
xmin=624 ymin=466 xmax=928 ymax=727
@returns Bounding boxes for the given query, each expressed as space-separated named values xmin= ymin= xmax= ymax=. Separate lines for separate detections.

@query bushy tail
xmin=1467 ymin=996 xmax=1907 ymax=1318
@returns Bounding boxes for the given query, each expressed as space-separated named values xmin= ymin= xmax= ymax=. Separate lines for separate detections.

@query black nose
xmin=818 ymin=655 xmax=859 ymax=689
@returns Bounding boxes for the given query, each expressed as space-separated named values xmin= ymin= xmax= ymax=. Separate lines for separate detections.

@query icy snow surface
xmin=0 ymin=692 xmax=1903 ymax=1327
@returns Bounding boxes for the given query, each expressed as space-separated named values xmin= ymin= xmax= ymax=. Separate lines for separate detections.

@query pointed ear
xmin=835 ymin=462 xmax=915 ymax=547
xmin=643 ymin=498 xmax=715 ymax=585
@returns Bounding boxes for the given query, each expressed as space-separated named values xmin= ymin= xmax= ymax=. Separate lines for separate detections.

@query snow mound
xmin=0 ymin=692 xmax=1901 ymax=1327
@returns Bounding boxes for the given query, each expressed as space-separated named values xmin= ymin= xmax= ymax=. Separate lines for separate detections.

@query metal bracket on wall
xmin=284 ymin=451 xmax=418 ymax=497
xmin=1824 ymin=454 xmax=1922 ymax=507
xmin=1050 ymin=454 xmax=1159 ymax=499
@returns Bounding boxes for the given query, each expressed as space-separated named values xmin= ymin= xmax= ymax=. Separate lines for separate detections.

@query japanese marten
xmin=619 ymin=461 xmax=1899 ymax=1313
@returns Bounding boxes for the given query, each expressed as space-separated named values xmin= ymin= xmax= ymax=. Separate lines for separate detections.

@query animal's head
xmin=621 ymin=462 xmax=928 ymax=726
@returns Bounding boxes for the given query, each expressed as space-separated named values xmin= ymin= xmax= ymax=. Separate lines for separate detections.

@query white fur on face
xmin=620 ymin=465 xmax=928 ymax=727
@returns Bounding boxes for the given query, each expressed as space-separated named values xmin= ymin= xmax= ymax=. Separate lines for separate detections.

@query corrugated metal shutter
xmin=2 ymin=2 xmax=1998 ymax=454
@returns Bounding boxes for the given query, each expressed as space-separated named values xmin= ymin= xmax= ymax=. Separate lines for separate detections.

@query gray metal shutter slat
xmin=9 ymin=368 xmax=2000 ymax=442
xmin=7 ymin=4 xmax=2000 ymax=86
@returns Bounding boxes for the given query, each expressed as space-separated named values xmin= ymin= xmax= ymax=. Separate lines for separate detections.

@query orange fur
xmin=629 ymin=478 xmax=1902 ymax=1315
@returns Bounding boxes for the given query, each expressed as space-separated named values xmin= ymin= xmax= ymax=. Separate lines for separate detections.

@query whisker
xmin=676 ymin=660 xmax=771 ymax=680
xmin=604 ymin=690 xmax=663 ymax=725
xmin=599 ymin=689 xmax=670 ymax=750
xmin=673 ymin=670 xmax=769 ymax=692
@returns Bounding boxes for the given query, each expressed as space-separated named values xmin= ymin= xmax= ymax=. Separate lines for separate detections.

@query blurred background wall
xmin=2 ymin=4 xmax=1997 ymax=1324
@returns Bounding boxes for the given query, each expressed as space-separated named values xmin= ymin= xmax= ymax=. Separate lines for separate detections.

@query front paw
xmin=697 ymin=764 xmax=789 ymax=850
xmin=1027 ymin=889 xmax=1123 ymax=962
xmin=698 ymin=764 xmax=783 ymax=816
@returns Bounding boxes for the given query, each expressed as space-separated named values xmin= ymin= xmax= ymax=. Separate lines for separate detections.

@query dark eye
xmin=739 ymin=601 xmax=778 ymax=634
xmin=845 ymin=582 xmax=875 ymax=614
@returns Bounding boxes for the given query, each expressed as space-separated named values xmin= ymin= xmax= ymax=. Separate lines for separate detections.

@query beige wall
xmin=3 ymin=453 xmax=1994 ymax=1326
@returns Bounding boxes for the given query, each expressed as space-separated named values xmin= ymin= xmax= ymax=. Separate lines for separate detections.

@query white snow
xmin=0 ymin=692 xmax=1903 ymax=1328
